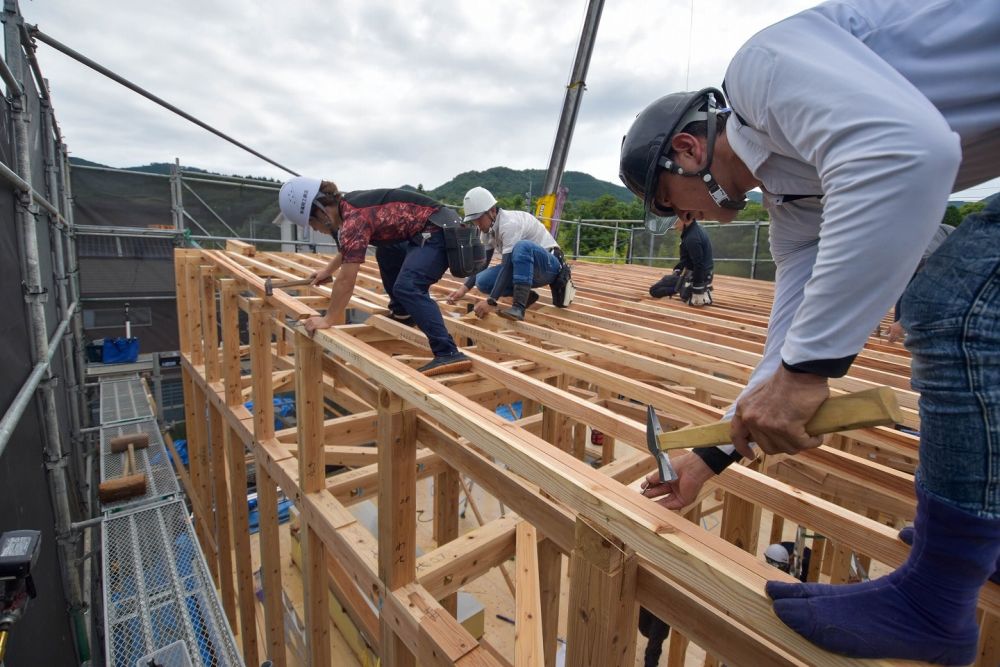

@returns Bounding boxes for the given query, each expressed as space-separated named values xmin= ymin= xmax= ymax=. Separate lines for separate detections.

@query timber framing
xmin=174 ymin=246 xmax=998 ymax=667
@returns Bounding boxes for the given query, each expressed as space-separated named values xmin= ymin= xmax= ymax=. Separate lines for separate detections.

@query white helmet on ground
xmin=462 ymin=186 xmax=497 ymax=222
xmin=279 ymin=176 xmax=322 ymax=227
xmin=764 ymin=543 xmax=790 ymax=568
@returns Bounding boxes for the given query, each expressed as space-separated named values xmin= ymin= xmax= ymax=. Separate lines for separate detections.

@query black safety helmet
xmin=619 ymin=87 xmax=746 ymax=217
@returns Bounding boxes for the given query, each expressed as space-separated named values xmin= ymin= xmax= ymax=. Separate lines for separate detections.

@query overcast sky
xmin=21 ymin=0 xmax=999 ymax=202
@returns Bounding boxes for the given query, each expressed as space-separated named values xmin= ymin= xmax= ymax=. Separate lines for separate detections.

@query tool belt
xmin=427 ymin=207 xmax=487 ymax=278
xmin=678 ymin=269 xmax=713 ymax=303
xmin=549 ymin=248 xmax=575 ymax=308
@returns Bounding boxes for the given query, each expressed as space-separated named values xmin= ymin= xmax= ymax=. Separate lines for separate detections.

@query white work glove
xmin=687 ymin=286 xmax=711 ymax=308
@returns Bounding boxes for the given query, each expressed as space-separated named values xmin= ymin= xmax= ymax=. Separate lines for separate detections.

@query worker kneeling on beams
xmin=648 ymin=215 xmax=714 ymax=307
xmin=625 ymin=0 xmax=1000 ymax=663
xmin=278 ymin=177 xmax=474 ymax=376
xmin=447 ymin=186 xmax=574 ymax=320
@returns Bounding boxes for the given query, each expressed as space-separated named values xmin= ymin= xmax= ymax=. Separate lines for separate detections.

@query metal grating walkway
xmin=100 ymin=419 xmax=180 ymax=514
xmin=102 ymin=500 xmax=243 ymax=667
xmin=100 ymin=374 xmax=154 ymax=424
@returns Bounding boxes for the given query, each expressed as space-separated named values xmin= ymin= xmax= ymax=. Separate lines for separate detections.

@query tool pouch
xmin=428 ymin=208 xmax=487 ymax=278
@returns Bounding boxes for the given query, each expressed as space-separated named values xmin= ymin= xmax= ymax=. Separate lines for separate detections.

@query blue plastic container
xmin=102 ymin=337 xmax=139 ymax=364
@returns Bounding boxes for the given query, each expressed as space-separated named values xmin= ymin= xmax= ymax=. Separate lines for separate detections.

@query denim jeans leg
xmin=474 ymin=264 xmax=510 ymax=297
xmin=511 ymin=240 xmax=561 ymax=287
xmin=901 ymin=198 xmax=1000 ymax=518
xmin=391 ymin=232 xmax=458 ymax=358
xmin=375 ymin=242 xmax=410 ymax=317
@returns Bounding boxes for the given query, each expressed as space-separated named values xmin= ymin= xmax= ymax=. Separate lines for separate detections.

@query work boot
xmin=767 ymin=484 xmax=1000 ymax=664
xmin=500 ymin=284 xmax=532 ymax=321
xmin=417 ymin=352 xmax=471 ymax=377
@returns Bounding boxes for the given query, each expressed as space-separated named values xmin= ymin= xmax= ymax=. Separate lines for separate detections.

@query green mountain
xmin=425 ymin=167 xmax=632 ymax=204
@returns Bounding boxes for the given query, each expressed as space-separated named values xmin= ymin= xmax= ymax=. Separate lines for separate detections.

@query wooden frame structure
xmin=173 ymin=241 xmax=998 ymax=667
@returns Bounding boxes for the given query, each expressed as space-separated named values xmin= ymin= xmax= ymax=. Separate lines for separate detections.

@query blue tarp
xmin=244 ymin=396 xmax=296 ymax=431
xmin=496 ymin=401 xmax=522 ymax=422
xmin=170 ymin=439 xmax=188 ymax=466
xmin=247 ymin=495 xmax=293 ymax=535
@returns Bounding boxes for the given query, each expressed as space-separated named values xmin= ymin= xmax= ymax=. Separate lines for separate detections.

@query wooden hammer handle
xmin=657 ymin=386 xmax=903 ymax=451
xmin=126 ymin=443 xmax=137 ymax=477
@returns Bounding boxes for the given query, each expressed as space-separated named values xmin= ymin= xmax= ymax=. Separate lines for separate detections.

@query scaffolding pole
xmin=3 ymin=3 xmax=87 ymax=662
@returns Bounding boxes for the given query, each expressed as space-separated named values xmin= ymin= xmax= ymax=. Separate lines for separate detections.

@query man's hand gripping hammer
xmin=646 ymin=386 xmax=903 ymax=483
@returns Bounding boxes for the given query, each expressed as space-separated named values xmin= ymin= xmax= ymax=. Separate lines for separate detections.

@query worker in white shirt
xmin=625 ymin=0 xmax=1000 ymax=663
xmin=446 ymin=187 xmax=563 ymax=321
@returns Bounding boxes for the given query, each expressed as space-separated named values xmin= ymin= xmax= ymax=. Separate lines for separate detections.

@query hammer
xmin=264 ymin=276 xmax=330 ymax=296
xmin=645 ymin=387 xmax=903 ymax=483
xmin=98 ymin=433 xmax=150 ymax=503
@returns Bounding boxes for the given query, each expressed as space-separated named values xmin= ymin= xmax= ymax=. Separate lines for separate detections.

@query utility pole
xmin=535 ymin=0 xmax=605 ymax=236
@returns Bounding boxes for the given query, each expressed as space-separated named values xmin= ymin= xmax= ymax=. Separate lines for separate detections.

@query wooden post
xmin=377 ymin=388 xmax=417 ymax=667
xmin=208 ymin=405 xmax=236 ymax=626
xmin=572 ymin=422 xmax=586 ymax=461
xmin=183 ymin=255 xmax=204 ymax=367
xmin=769 ymin=514 xmax=786 ymax=546
xmin=515 ymin=521 xmax=544 ymax=667
xmin=666 ymin=631 xmax=689 ymax=667
xmin=565 ymin=517 xmax=639 ymax=667
xmin=296 ymin=330 xmax=331 ymax=667
xmin=719 ymin=459 xmax=763 ymax=556
xmin=597 ymin=388 xmax=616 ymax=464
xmin=220 ymin=280 xmax=258 ymax=666
xmin=251 ymin=303 xmax=286 ymax=666
xmin=200 ymin=267 xmax=220 ymax=381
xmin=542 ymin=376 xmax=571 ymax=453
xmin=433 ymin=464 xmax=461 ymax=617
xmin=978 ymin=613 xmax=999 ymax=667
xmin=180 ymin=372 xmax=216 ymax=580
xmin=538 ymin=538 xmax=562 ymax=667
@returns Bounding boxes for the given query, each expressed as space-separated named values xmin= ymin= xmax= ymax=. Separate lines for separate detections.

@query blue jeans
xmin=474 ymin=240 xmax=562 ymax=295
xmin=901 ymin=197 xmax=1000 ymax=518
xmin=375 ymin=231 xmax=458 ymax=358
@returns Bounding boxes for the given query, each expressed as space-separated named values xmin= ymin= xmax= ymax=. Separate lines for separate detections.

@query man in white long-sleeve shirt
xmin=624 ymin=0 xmax=1000 ymax=663
xmin=446 ymin=186 xmax=563 ymax=321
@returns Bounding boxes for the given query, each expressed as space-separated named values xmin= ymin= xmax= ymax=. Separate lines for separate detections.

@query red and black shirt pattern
xmin=336 ymin=189 xmax=442 ymax=263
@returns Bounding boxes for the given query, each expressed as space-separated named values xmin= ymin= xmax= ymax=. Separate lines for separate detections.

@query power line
xmin=28 ymin=25 xmax=300 ymax=177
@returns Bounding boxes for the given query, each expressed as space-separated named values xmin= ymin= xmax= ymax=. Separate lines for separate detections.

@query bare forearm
xmin=323 ymin=280 xmax=353 ymax=325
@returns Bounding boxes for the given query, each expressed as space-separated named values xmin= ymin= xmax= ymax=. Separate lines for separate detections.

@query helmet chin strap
xmin=658 ymin=94 xmax=748 ymax=212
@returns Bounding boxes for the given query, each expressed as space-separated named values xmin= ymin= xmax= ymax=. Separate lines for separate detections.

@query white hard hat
xmin=462 ymin=186 xmax=497 ymax=222
xmin=279 ymin=176 xmax=322 ymax=227
xmin=764 ymin=543 xmax=789 ymax=565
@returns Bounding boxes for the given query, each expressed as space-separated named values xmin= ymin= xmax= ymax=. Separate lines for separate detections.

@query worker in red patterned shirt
xmin=278 ymin=177 xmax=471 ymax=376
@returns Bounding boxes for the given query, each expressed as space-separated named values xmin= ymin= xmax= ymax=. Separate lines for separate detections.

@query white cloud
xmin=23 ymin=0 xmax=997 ymax=202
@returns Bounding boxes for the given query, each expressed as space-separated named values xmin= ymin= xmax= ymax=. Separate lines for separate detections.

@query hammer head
xmin=646 ymin=405 xmax=678 ymax=483
xmin=264 ymin=277 xmax=274 ymax=297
